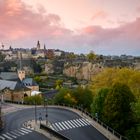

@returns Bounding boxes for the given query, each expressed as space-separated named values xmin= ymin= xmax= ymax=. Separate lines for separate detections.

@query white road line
xmin=50 ymin=125 xmax=55 ymax=131
xmin=10 ymin=131 xmax=21 ymax=137
xmin=2 ymin=134 xmax=13 ymax=140
xmin=82 ymin=118 xmax=90 ymax=125
xmin=64 ymin=121 xmax=72 ymax=129
xmin=69 ymin=120 xmax=79 ymax=127
xmin=6 ymin=133 xmax=17 ymax=139
xmin=19 ymin=129 xmax=29 ymax=134
xmin=67 ymin=120 xmax=75 ymax=128
xmin=76 ymin=119 xmax=85 ymax=126
xmin=52 ymin=124 xmax=59 ymax=131
xmin=58 ymin=122 xmax=66 ymax=130
xmin=79 ymin=119 xmax=88 ymax=125
xmin=73 ymin=119 xmax=82 ymax=127
xmin=0 ymin=136 xmax=6 ymax=140
xmin=54 ymin=123 xmax=63 ymax=131
xmin=21 ymin=128 xmax=32 ymax=132
xmin=14 ymin=130 xmax=25 ymax=135
xmin=61 ymin=122 xmax=69 ymax=129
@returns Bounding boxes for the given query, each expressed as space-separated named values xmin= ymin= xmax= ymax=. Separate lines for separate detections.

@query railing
xmin=49 ymin=103 xmax=128 ymax=140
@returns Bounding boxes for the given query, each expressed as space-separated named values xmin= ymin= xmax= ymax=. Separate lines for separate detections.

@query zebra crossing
xmin=0 ymin=127 xmax=33 ymax=140
xmin=50 ymin=118 xmax=90 ymax=132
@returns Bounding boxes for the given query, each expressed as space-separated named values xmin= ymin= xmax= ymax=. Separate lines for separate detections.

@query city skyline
xmin=0 ymin=0 xmax=140 ymax=55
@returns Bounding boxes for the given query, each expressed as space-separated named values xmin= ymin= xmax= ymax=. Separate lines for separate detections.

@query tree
xmin=91 ymin=88 xmax=109 ymax=119
xmin=103 ymin=83 xmax=135 ymax=133
xmin=73 ymin=87 xmax=93 ymax=111
xmin=86 ymin=51 xmax=96 ymax=62
xmin=54 ymin=88 xmax=77 ymax=105
xmin=91 ymin=68 xmax=140 ymax=98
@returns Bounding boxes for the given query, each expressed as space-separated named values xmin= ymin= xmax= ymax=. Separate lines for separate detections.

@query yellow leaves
xmin=64 ymin=93 xmax=77 ymax=104
xmin=91 ymin=68 xmax=140 ymax=98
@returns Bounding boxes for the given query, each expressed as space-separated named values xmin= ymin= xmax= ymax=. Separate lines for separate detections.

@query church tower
xmin=37 ymin=40 xmax=41 ymax=50
xmin=17 ymin=52 xmax=25 ymax=81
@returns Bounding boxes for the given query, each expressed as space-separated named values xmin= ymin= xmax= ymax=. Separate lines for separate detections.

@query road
xmin=0 ymin=104 xmax=108 ymax=140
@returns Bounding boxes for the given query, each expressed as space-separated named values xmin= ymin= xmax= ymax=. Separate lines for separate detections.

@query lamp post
xmin=34 ymin=96 xmax=37 ymax=125
xmin=44 ymin=98 xmax=48 ymax=126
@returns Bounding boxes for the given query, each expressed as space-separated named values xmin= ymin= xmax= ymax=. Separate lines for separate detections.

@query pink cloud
xmin=91 ymin=10 xmax=108 ymax=20
xmin=0 ymin=0 xmax=139 ymax=55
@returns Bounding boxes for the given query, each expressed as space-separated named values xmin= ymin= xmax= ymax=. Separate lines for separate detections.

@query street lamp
xmin=44 ymin=98 xmax=48 ymax=126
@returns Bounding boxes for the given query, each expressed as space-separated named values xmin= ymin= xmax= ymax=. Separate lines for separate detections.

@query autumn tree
xmin=103 ymin=83 xmax=135 ymax=134
xmin=91 ymin=68 xmax=140 ymax=98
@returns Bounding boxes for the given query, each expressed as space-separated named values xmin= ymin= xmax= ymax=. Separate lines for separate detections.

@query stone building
xmin=0 ymin=70 xmax=39 ymax=103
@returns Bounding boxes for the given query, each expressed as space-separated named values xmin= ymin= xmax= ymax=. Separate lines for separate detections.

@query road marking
xmin=10 ymin=131 xmax=21 ymax=137
xmin=14 ymin=129 xmax=25 ymax=135
xmin=55 ymin=123 xmax=63 ymax=131
xmin=76 ymin=119 xmax=85 ymax=126
xmin=73 ymin=119 xmax=82 ymax=127
xmin=79 ymin=119 xmax=88 ymax=126
xmin=50 ymin=118 xmax=91 ymax=132
xmin=52 ymin=124 xmax=59 ymax=131
xmin=61 ymin=122 xmax=69 ymax=129
xmin=58 ymin=122 xmax=66 ymax=130
xmin=64 ymin=121 xmax=73 ymax=129
xmin=67 ymin=120 xmax=75 ymax=128
xmin=0 ymin=136 xmax=6 ymax=140
xmin=2 ymin=134 xmax=13 ymax=140
xmin=19 ymin=129 xmax=29 ymax=134
xmin=6 ymin=133 xmax=17 ymax=139
xmin=21 ymin=127 xmax=32 ymax=132
xmin=82 ymin=118 xmax=90 ymax=125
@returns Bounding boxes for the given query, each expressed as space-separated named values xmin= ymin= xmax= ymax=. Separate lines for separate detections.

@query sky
xmin=0 ymin=0 xmax=140 ymax=55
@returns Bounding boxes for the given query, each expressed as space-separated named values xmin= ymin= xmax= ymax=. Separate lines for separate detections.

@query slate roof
xmin=22 ymin=78 xmax=38 ymax=86
xmin=0 ymin=72 xmax=18 ymax=80
xmin=0 ymin=79 xmax=30 ymax=91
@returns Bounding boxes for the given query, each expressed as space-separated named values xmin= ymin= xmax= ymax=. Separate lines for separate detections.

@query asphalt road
xmin=0 ymin=105 xmax=108 ymax=140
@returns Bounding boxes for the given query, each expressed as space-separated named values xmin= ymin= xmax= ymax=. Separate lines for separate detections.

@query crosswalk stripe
xmin=76 ymin=119 xmax=85 ymax=126
xmin=19 ymin=129 xmax=29 ymax=134
xmin=61 ymin=122 xmax=69 ymax=129
xmin=64 ymin=121 xmax=72 ymax=129
xmin=21 ymin=128 xmax=32 ymax=132
xmin=10 ymin=131 xmax=21 ymax=137
xmin=6 ymin=133 xmax=17 ymax=139
xmin=50 ymin=125 xmax=55 ymax=131
xmin=79 ymin=119 xmax=88 ymax=126
xmin=58 ymin=122 xmax=66 ymax=130
xmin=69 ymin=120 xmax=79 ymax=127
xmin=82 ymin=118 xmax=90 ymax=125
xmin=73 ymin=119 xmax=82 ymax=127
xmin=52 ymin=124 xmax=59 ymax=131
xmin=55 ymin=123 xmax=63 ymax=131
xmin=2 ymin=134 xmax=13 ymax=140
xmin=14 ymin=130 xmax=25 ymax=135
xmin=67 ymin=120 xmax=75 ymax=128
xmin=0 ymin=136 xmax=5 ymax=140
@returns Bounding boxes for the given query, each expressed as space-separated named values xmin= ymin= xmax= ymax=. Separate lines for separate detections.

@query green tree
xmin=91 ymin=88 xmax=109 ymax=119
xmin=103 ymin=83 xmax=135 ymax=134
xmin=54 ymin=88 xmax=77 ymax=105
xmin=86 ymin=51 xmax=96 ymax=62
xmin=73 ymin=87 xmax=93 ymax=111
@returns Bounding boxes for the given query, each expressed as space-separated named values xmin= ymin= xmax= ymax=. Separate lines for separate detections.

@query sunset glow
xmin=0 ymin=0 xmax=140 ymax=55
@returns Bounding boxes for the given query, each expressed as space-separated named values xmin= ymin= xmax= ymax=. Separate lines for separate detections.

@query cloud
xmin=0 ymin=0 xmax=72 ymax=41
xmin=0 ymin=0 xmax=140 ymax=55
xmin=91 ymin=10 xmax=108 ymax=20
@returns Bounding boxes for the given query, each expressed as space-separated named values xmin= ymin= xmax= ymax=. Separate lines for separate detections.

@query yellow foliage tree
xmin=91 ymin=68 xmax=140 ymax=98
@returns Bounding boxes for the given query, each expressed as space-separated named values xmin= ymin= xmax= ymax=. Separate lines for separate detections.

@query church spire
xmin=37 ymin=40 xmax=40 ymax=50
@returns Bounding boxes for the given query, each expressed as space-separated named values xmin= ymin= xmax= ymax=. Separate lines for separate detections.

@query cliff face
xmin=63 ymin=62 xmax=103 ymax=80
